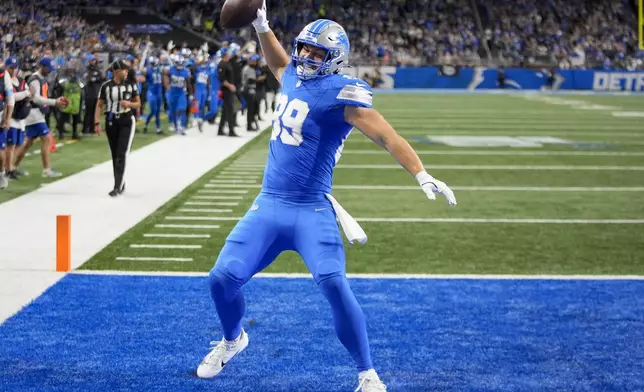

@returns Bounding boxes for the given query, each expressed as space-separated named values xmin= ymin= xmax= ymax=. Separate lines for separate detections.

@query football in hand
xmin=220 ymin=0 xmax=264 ymax=29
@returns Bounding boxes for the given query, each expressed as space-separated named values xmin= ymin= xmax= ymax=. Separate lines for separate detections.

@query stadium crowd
xmin=166 ymin=0 xmax=643 ymax=69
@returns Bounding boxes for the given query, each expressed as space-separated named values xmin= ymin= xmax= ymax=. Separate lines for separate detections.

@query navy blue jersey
xmin=262 ymin=64 xmax=373 ymax=196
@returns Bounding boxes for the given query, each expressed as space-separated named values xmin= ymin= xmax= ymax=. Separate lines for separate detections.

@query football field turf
xmin=2 ymin=92 xmax=644 ymax=391
xmin=81 ymin=93 xmax=644 ymax=274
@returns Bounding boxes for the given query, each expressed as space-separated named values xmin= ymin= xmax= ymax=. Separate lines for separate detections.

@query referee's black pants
xmin=106 ymin=113 xmax=135 ymax=191
xmin=243 ymin=90 xmax=257 ymax=130
xmin=218 ymin=90 xmax=237 ymax=137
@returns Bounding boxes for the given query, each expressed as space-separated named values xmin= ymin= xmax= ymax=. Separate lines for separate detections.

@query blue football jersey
xmin=195 ymin=66 xmax=209 ymax=90
xmin=168 ymin=67 xmax=190 ymax=93
xmin=262 ymin=64 xmax=373 ymax=196
xmin=146 ymin=66 xmax=163 ymax=96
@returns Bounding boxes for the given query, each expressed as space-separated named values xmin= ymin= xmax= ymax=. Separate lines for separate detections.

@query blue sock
xmin=318 ymin=275 xmax=373 ymax=371
xmin=181 ymin=112 xmax=187 ymax=128
xmin=209 ymin=269 xmax=245 ymax=341
xmin=155 ymin=113 xmax=161 ymax=130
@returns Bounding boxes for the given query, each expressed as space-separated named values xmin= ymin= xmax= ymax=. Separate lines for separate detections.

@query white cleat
xmin=355 ymin=369 xmax=387 ymax=392
xmin=43 ymin=169 xmax=62 ymax=178
xmin=196 ymin=329 xmax=249 ymax=379
xmin=0 ymin=174 xmax=8 ymax=189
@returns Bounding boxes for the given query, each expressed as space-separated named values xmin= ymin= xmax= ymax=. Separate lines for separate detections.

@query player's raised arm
xmin=252 ymin=0 xmax=290 ymax=82
xmin=345 ymin=106 xmax=457 ymax=205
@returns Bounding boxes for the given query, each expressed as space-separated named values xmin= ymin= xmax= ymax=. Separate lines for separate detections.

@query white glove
xmin=416 ymin=171 xmax=457 ymax=206
xmin=252 ymin=0 xmax=270 ymax=33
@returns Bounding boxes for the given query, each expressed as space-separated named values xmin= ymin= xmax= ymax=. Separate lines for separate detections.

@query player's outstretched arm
xmin=252 ymin=0 xmax=289 ymax=82
xmin=345 ymin=106 xmax=457 ymax=205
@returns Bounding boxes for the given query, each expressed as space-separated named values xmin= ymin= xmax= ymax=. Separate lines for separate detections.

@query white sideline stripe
xmin=197 ymin=189 xmax=249 ymax=194
xmin=130 ymin=244 xmax=202 ymax=249
xmin=115 ymin=257 xmax=194 ymax=262
xmin=185 ymin=201 xmax=240 ymax=206
xmin=178 ymin=208 xmax=234 ymax=213
xmin=166 ymin=216 xmax=644 ymax=224
xmin=335 ymin=164 xmax=644 ymax=171
xmin=342 ymin=150 xmax=644 ymax=157
xmin=71 ymin=270 xmax=644 ymax=280
xmin=209 ymin=180 xmax=258 ymax=183
xmin=143 ymin=234 xmax=211 ymax=238
xmin=227 ymin=165 xmax=264 ymax=168
xmin=155 ymin=224 xmax=220 ymax=229
xmin=192 ymin=195 xmax=244 ymax=200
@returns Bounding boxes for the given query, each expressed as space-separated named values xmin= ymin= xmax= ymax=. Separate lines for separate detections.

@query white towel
xmin=325 ymin=193 xmax=368 ymax=245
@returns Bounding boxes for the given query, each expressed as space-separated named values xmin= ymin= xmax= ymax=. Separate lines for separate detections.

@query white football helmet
xmin=291 ymin=19 xmax=350 ymax=80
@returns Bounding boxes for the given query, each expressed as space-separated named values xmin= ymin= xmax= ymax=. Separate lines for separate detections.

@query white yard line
xmin=154 ymin=224 xmax=220 ymax=229
xmin=215 ymin=176 xmax=260 ymax=180
xmin=332 ymin=185 xmax=644 ymax=192
xmin=341 ymin=150 xmax=644 ymax=157
xmin=115 ymin=257 xmax=194 ymax=262
xmin=178 ymin=208 xmax=234 ymax=213
xmin=70 ymin=270 xmax=644 ymax=280
xmin=220 ymin=171 xmax=264 ymax=175
xmin=191 ymin=184 xmax=644 ymax=192
xmin=185 ymin=201 xmax=240 ymax=206
xmin=335 ymin=164 xmax=644 ymax=171
xmin=191 ymin=195 xmax=245 ymax=200
xmin=209 ymin=179 xmax=259 ymax=183
xmin=130 ymin=244 xmax=202 ymax=249
xmin=143 ymin=233 xmax=211 ymax=238
xmin=197 ymin=189 xmax=249 ymax=194
xmin=165 ymin=216 xmax=644 ymax=224
xmin=204 ymin=184 xmax=254 ymax=188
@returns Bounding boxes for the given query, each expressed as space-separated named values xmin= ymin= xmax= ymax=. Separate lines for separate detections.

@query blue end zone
xmin=1 ymin=275 xmax=643 ymax=391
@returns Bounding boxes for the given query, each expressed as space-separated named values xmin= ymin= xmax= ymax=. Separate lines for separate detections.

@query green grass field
xmin=68 ymin=92 xmax=644 ymax=275
xmin=0 ymin=116 xmax=170 ymax=204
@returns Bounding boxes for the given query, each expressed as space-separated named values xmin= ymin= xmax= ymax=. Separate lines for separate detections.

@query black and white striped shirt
xmin=99 ymin=79 xmax=139 ymax=114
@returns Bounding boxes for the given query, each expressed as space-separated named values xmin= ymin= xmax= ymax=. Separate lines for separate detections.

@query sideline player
xmin=142 ymin=56 xmax=164 ymax=134
xmin=192 ymin=57 xmax=210 ymax=132
xmin=2 ymin=57 xmax=32 ymax=184
xmin=13 ymin=58 xmax=67 ymax=178
xmin=163 ymin=56 xmax=191 ymax=135
xmin=196 ymin=3 xmax=457 ymax=392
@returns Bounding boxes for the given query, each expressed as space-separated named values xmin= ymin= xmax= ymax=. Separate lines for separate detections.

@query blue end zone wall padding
xmin=1 ymin=274 xmax=643 ymax=392
xmin=391 ymin=67 xmax=644 ymax=91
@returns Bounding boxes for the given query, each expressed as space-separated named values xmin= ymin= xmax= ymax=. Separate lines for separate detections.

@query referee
xmin=95 ymin=60 xmax=141 ymax=197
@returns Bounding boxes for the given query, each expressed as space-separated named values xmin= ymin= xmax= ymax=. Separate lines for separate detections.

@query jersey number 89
xmin=271 ymin=94 xmax=310 ymax=147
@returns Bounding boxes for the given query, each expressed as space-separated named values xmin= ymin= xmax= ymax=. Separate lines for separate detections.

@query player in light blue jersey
xmin=143 ymin=57 xmax=164 ymax=134
xmin=192 ymin=59 xmax=210 ymax=132
xmin=163 ymin=56 xmax=192 ymax=135
xmin=196 ymin=3 xmax=457 ymax=391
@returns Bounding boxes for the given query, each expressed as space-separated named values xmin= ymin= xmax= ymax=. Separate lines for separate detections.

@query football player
xmin=142 ymin=56 xmax=164 ymax=134
xmin=196 ymin=2 xmax=457 ymax=391
xmin=163 ymin=56 xmax=191 ymax=135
